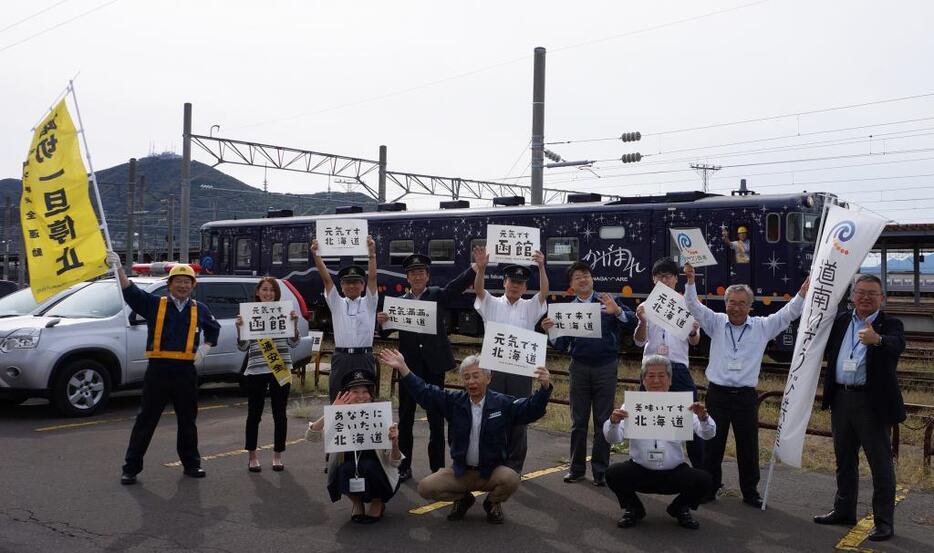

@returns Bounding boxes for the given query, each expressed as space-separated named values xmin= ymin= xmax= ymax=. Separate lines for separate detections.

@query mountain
xmin=0 ymin=154 xmax=375 ymax=255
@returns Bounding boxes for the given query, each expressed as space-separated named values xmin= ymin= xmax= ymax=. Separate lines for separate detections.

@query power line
xmin=0 ymin=0 xmax=121 ymax=54
xmin=0 ymin=0 xmax=74 ymax=34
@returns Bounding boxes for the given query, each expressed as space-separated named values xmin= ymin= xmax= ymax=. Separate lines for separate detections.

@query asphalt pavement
xmin=1 ymin=387 xmax=931 ymax=553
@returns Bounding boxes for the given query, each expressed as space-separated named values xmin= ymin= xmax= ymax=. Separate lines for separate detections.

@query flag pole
xmin=67 ymin=80 xmax=122 ymax=296
xmin=761 ymin=449 xmax=777 ymax=511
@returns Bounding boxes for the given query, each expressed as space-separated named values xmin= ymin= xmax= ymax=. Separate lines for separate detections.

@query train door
xmin=232 ymin=230 xmax=260 ymax=276
xmin=723 ymin=220 xmax=753 ymax=288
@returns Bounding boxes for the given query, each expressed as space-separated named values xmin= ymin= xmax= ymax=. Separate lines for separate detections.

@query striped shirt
xmin=238 ymin=336 xmax=301 ymax=376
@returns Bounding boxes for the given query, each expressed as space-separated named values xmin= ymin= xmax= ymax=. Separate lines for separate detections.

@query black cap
xmin=566 ymin=260 xmax=592 ymax=281
xmin=402 ymin=254 xmax=431 ymax=272
xmin=341 ymin=369 xmax=376 ymax=391
xmin=337 ymin=265 xmax=366 ymax=282
xmin=503 ymin=264 xmax=532 ymax=283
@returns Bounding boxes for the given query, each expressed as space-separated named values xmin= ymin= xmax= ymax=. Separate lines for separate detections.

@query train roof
xmin=200 ymin=190 xmax=829 ymax=230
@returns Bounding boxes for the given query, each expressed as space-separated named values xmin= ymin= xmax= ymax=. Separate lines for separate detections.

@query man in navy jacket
xmin=379 ymin=348 xmax=552 ymax=524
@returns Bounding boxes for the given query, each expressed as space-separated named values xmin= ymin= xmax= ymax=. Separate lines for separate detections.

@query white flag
xmin=773 ymin=205 xmax=887 ymax=467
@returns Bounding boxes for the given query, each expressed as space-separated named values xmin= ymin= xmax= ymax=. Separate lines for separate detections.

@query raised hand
xmin=534 ymin=366 xmax=551 ymax=388
xmin=473 ymin=245 xmax=489 ymax=270
xmin=541 ymin=317 xmax=555 ymax=331
xmin=689 ymin=401 xmax=708 ymax=421
xmin=598 ymin=293 xmax=621 ymax=316
xmin=310 ymin=239 xmax=320 ymax=256
xmin=635 ymin=303 xmax=647 ymax=323
xmin=531 ymin=250 xmax=545 ymax=268
xmin=376 ymin=312 xmax=389 ymax=326
xmin=798 ymin=276 xmax=811 ymax=298
xmin=610 ymin=407 xmax=629 ymax=424
xmin=684 ymin=263 xmax=696 ymax=284
xmin=367 ymin=235 xmax=376 ymax=256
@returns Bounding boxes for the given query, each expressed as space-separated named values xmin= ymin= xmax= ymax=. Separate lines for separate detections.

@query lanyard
xmin=661 ymin=330 xmax=666 ymax=345
xmin=849 ymin=315 xmax=873 ymax=359
xmin=728 ymin=324 xmax=748 ymax=354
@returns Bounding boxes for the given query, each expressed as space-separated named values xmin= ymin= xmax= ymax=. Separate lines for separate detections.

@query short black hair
xmin=566 ymin=261 xmax=592 ymax=281
xmin=652 ymin=257 xmax=679 ymax=277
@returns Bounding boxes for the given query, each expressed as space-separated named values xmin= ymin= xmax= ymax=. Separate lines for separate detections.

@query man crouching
xmin=378 ymin=349 xmax=552 ymax=524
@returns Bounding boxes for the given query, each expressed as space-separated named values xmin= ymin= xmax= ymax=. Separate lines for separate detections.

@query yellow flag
xmin=21 ymin=99 xmax=108 ymax=302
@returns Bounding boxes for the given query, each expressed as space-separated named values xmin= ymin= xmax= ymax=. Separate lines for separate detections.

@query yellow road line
xmin=409 ymin=456 xmax=589 ymax=515
xmin=835 ymin=485 xmax=909 ymax=552
xmin=34 ymin=401 xmax=248 ymax=432
xmin=163 ymin=438 xmax=306 ymax=467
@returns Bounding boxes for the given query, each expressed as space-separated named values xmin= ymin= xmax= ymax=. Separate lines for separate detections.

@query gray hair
xmin=853 ymin=273 xmax=883 ymax=289
xmin=724 ymin=284 xmax=754 ymax=304
xmin=458 ymin=354 xmax=492 ymax=377
xmin=641 ymin=354 xmax=672 ymax=379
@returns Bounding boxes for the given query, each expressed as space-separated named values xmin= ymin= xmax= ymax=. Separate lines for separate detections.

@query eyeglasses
xmin=853 ymin=290 xmax=882 ymax=298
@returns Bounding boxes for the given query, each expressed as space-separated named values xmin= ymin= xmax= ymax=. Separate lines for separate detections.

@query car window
xmin=0 ymin=288 xmax=39 ymax=318
xmin=198 ymin=282 xmax=250 ymax=319
xmin=42 ymin=282 xmax=124 ymax=319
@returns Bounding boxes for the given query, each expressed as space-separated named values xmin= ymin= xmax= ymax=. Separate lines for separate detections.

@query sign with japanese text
xmin=623 ymin=391 xmax=694 ymax=441
xmin=324 ymin=401 xmax=393 ymax=453
xmin=309 ymin=330 xmax=324 ymax=352
xmin=21 ymin=99 xmax=108 ymax=302
xmin=486 ymin=224 xmax=540 ymax=265
xmin=382 ymin=296 xmax=437 ymax=335
xmin=547 ymin=302 xmax=602 ymax=339
xmin=315 ymin=219 xmax=368 ymax=257
xmin=773 ymin=205 xmax=887 ymax=468
xmin=670 ymin=228 xmax=716 ymax=267
xmin=479 ymin=321 xmax=546 ymax=377
xmin=643 ymin=282 xmax=696 ymax=341
xmin=238 ymin=301 xmax=294 ymax=340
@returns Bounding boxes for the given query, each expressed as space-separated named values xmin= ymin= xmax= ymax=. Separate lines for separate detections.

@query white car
xmin=0 ymin=276 xmax=314 ymax=416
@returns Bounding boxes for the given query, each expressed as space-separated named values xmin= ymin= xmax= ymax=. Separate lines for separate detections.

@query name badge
xmin=488 ymin=411 xmax=502 ymax=419
xmin=648 ymin=449 xmax=665 ymax=463
xmin=657 ymin=344 xmax=670 ymax=356
xmin=727 ymin=360 xmax=742 ymax=372
xmin=349 ymin=478 xmax=366 ymax=493
xmin=842 ymin=359 xmax=858 ymax=373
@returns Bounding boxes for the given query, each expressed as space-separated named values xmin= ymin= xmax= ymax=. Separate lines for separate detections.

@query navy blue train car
xmin=199 ymin=190 xmax=830 ymax=359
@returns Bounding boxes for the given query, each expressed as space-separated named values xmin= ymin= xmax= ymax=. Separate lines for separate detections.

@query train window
xmin=219 ymin=236 xmax=229 ymax=265
xmin=546 ymin=237 xmax=578 ymax=264
xmin=786 ymin=213 xmax=803 ymax=243
xmin=210 ymin=233 xmax=219 ymax=252
xmin=271 ymin=243 xmax=284 ymax=265
xmin=804 ymin=214 xmax=821 ymax=242
xmin=287 ymin=242 xmax=307 ymax=264
xmin=428 ymin=239 xmax=455 ymax=263
xmin=599 ymin=226 xmax=626 ymax=239
xmin=201 ymin=234 xmax=210 ymax=252
xmin=390 ymin=240 xmax=414 ymax=265
xmin=766 ymin=213 xmax=780 ymax=243
xmin=236 ymin=238 xmax=252 ymax=267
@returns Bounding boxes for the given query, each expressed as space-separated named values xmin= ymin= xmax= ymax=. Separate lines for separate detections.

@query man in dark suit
xmin=377 ymin=253 xmax=477 ymax=482
xmin=813 ymin=274 xmax=906 ymax=542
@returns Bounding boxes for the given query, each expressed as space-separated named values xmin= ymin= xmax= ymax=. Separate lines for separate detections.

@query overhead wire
xmin=0 ymin=0 xmax=74 ymax=34
xmin=0 ymin=0 xmax=121 ymax=54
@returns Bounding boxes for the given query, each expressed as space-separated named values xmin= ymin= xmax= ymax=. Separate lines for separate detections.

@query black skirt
xmin=327 ymin=449 xmax=398 ymax=503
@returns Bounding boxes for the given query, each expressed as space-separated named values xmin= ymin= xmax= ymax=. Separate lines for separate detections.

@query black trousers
xmin=329 ymin=352 xmax=377 ymax=402
xmin=703 ymin=383 xmax=760 ymax=499
xmin=397 ymin=363 xmax=446 ymax=473
xmin=244 ymin=373 xmax=291 ymax=452
xmin=490 ymin=372 xmax=532 ymax=473
xmin=568 ymin=358 xmax=617 ymax=478
xmin=327 ymin=451 xmax=398 ymax=504
xmin=606 ymin=460 xmax=712 ymax=512
xmin=123 ymin=364 xmax=200 ymax=475
xmin=831 ymin=390 xmax=897 ymax=529
xmin=639 ymin=362 xmax=704 ymax=468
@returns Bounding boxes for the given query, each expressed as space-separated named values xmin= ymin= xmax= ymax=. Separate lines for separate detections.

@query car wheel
xmin=52 ymin=359 xmax=111 ymax=417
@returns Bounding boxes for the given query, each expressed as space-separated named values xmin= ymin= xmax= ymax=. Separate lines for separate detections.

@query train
xmin=199 ymin=189 xmax=831 ymax=361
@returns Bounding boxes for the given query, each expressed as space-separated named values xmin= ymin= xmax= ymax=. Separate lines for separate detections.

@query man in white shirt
xmin=634 ymin=258 xmax=702 ymax=468
xmin=311 ymin=235 xmax=379 ymax=401
xmin=472 ymin=245 xmax=548 ymax=473
xmin=683 ymin=262 xmax=809 ymax=508
xmin=603 ymin=355 xmax=716 ymax=530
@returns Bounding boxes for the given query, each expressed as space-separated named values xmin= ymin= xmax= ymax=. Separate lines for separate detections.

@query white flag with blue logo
xmin=773 ymin=205 xmax=887 ymax=467
xmin=670 ymin=228 xmax=716 ymax=267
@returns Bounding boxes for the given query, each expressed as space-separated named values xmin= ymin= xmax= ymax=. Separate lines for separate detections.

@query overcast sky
xmin=3 ymin=0 xmax=934 ymax=224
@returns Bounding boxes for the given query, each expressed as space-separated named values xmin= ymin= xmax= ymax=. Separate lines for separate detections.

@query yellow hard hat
xmin=168 ymin=263 xmax=197 ymax=285
xmin=737 ymin=225 xmax=748 ymax=234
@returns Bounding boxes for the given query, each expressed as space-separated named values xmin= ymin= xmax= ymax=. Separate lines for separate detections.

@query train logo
xmin=677 ymin=232 xmax=693 ymax=249
xmin=826 ymin=220 xmax=856 ymax=255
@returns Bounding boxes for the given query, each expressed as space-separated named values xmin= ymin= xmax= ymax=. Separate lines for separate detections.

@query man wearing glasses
xmin=813 ymin=275 xmax=906 ymax=542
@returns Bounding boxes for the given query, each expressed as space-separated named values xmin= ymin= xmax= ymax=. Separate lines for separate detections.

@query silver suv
xmin=0 ymin=276 xmax=314 ymax=416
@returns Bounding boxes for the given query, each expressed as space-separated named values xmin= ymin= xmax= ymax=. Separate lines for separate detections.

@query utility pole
xmin=690 ymin=163 xmax=722 ymax=193
xmin=2 ymin=197 xmax=10 ymax=281
xmin=125 ymin=158 xmax=136 ymax=271
xmin=530 ymin=46 xmax=546 ymax=206
xmin=378 ymin=145 xmax=387 ymax=203
xmin=180 ymin=102 xmax=192 ymax=263
xmin=138 ymin=175 xmax=145 ymax=262
xmin=167 ymin=194 xmax=175 ymax=261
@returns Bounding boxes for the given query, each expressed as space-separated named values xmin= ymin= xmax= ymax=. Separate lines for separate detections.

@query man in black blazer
xmin=813 ymin=274 xmax=906 ymax=542
xmin=377 ymin=253 xmax=478 ymax=482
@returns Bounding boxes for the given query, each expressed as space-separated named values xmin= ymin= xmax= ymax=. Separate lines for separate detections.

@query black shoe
xmin=272 ymin=464 xmax=284 ymax=472
xmin=563 ymin=472 xmax=585 ymax=483
xmin=483 ymin=499 xmax=504 ymax=524
xmin=867 ymin=525 xmax=893 ymax=542
xmin=592 ymin=474 xmax=606 ymax=487
xmin=813 ymin=510 xmax=857 ymax=526
xmin=667 ymin=504 xmax=700 ymax=530
xmin=248 ymin=462 xmax=261 ymax=473
xmin=616 ymin=507 xmax=646 ymax=528
xmin=183 ymin=467 xmax=206 ymax=478
xmin=743 ymin=495 xmax=763 ymax=509
xmin=447 ymin=492 xmax=476 ymax=521
xmin=120 ymin=472 xmax=137 ymax=485
xmin=398 ymin=467 xmax=412 ymax=483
